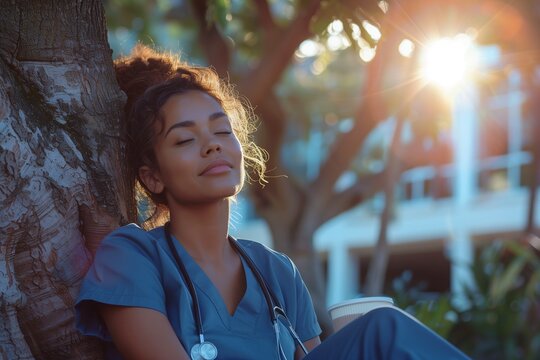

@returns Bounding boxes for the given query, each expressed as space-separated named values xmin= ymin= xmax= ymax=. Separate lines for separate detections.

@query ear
xmin=138 ymin=165 xmax=165 ymax=195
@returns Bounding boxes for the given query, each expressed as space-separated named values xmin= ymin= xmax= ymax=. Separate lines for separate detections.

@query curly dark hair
xmin=114 ymin=44 xmax=266 ymax=227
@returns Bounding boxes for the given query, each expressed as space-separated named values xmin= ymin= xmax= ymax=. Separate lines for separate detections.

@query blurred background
xmin=104 ymin=0 xmax=540 ymax=358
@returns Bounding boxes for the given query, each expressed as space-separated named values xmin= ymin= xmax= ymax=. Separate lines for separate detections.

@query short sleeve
xmin=75 ymin=225 xmax=166 ymax=341
xmin=289 ymin=258 xmax=322 ymax=342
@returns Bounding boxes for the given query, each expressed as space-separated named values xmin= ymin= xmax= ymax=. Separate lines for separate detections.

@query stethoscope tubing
xmin=163 ymin=223 xmax=309 ymax=356
xmin=233 ymin=239 xmax=309 ymax=355
xmin=164 ymin=223 xmax=205 ymax=340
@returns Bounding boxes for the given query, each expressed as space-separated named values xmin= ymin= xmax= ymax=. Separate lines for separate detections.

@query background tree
xmin=167 ymin=0 xmax=402 ymax=334
xmin=106 ymin=0 xmax=409 ymax=334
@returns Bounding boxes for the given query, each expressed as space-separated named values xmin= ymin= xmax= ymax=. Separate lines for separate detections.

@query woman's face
xmin=140 ymin=90 xmax=244 ymax=206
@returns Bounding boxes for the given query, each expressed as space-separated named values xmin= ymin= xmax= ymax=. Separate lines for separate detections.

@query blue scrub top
xmin=75 ymin=224 xmax=321 ymax=360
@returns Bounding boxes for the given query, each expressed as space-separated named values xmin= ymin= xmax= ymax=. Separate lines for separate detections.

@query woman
xmin=76 ymin=45 xmax=470 ymax=360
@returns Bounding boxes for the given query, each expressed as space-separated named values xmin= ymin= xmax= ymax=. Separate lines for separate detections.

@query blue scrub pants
xmin=305 ymin=307 xmax=470 ymax=360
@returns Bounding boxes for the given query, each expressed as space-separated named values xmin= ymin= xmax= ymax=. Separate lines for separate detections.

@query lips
xmin=199 ymin=159 xmax=233 ymax=176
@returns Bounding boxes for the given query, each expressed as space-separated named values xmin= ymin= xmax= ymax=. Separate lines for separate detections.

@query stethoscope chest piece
xmin=190 ymin=341 xmax=218 ymax=360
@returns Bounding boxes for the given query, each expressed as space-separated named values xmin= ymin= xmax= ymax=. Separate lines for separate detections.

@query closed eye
xmin=216 ymin=131 xmax=232 ymax=135
xmin=175 ymin=139 xmax=193 ymax=146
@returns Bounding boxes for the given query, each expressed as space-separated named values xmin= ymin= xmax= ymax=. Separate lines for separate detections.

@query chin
xmin=221 ymin=185 xmax=242 ymax=199
xmin=204 ymin=183 xmax=242 ymax=201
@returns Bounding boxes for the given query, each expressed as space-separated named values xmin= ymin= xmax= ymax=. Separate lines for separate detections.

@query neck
xmin=167 ymin=199 xmax=232 ymax=264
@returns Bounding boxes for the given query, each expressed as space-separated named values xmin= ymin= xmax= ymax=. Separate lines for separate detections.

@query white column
xmin=326 ymin=243 xmax=359 ymax=307
xmin=450 ymin=85 xmax=477 ymax=309
xmin=507 ymin=70 xmax=523 ymax=187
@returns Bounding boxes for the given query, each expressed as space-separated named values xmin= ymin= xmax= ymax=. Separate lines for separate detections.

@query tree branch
xmin=239 ymin=0 xmax=321 ymax=105
xmin=250 ymin=93 xmax=305 ymax=234
xmin=252 ymin=0 xmax=276 ymax=36
xmin=294 ymin=68 xmax=386 ymax=250
xmin=364 ymin=110 xmax=406 ymax=295
xmin=309 ymin=0 xmax=418 ymax=206
xmin=188 ymin=0 xmax=231 ymax=77
xmin=310 ymin=45 xmax=387 ymax=204
xmin=291 ymin=3 xmax=415 ymax=251
xmin=319 ymin=170 xmax=388 ymax=225
xmin=255 ymin=92 xmax=287 ymax=169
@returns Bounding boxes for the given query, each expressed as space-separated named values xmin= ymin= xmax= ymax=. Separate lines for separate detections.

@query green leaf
xmin=525 ymin=270 xmax=540 ymax=297
xmin=505 ymin=241 xmax=534 ymax=260
xmin=489 ymin=256 xmax=526 ymax=303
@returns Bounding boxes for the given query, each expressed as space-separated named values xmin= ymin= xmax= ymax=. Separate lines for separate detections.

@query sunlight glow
xmin=327 ymin=35 xmax=343 ymax=51
xmin=311 ymin=58 xmax=326 ymax=75
xmin=350 ymin=23 xmax=361 ymax=40
xmin=362 ymin=21 xmax=381 ymax=41
xmin=357 ymin=37 xmax=370 ymax=49
xmin=359 ymin=47 xmax=376 ymax=62
xmin=328 ymin=20 xmax=344 ymax=35
xmin=378 ymin=1 xmax=389 ymax=13
xmin=399 ymin=39 xmax=415 ymax=58
xmin=420 ymin=34 xmax=479 ymax=90
xmin=297 ymin=39 xmax=321 ymax=58
xmin=327 ymin=34 xmax=350 ymax=51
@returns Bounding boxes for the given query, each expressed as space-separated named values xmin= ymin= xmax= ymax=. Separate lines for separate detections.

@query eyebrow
xmin=165 ymin=111 xmax=228 ymax=137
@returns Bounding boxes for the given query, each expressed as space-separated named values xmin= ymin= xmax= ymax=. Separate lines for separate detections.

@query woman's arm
xmin=295 ymin=336 xmax=321 ymax=360
xmin=99 ymin=304 xmax=190 ymax=360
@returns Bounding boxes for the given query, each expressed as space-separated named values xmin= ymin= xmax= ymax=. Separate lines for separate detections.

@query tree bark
xmin=0 ymin=1 xmax=124 ymax=358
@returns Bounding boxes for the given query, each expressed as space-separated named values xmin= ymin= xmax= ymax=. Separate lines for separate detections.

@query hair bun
xmin=114 ymin=44 xmax=181 ymax=115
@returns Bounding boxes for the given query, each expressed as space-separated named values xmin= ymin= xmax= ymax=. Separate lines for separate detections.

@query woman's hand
xmin=99 ymin=304 xmax=190 ymax=360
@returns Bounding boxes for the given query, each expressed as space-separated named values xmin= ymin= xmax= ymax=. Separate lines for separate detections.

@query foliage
xmin=389 ymin=240 xmax=540 ymax=360
xmin=389 ymin=272 xmax=456 ymax=339
xmin=104 ymin=0 xmax=388 ymax=187
xmin=105 ymin=0 xmax=199 ymax=60
xmin=452 ymin=240 xmax=540 ymax=360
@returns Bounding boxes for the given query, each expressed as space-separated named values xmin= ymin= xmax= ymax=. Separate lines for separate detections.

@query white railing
xmin=395 ymin=151 xmax=533 ymax=202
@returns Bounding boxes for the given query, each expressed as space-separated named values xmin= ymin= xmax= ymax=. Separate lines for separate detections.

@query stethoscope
xmin=164 ymin=223 xmax=309 ymax=360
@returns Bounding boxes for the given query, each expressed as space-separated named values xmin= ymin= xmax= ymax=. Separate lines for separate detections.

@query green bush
xmin=388 ymin=240 xmax=540 ymax=360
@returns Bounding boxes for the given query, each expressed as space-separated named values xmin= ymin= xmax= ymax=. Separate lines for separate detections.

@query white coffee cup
xmin=328 ymin=296 xmax=395 ymax=332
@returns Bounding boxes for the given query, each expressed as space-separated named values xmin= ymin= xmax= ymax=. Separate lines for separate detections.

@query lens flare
xmin=420 ymin=34 xmax=478 ymax=90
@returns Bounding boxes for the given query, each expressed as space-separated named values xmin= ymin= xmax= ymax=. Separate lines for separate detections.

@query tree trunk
xmin=523 ymin=71 xmax=540 ymax=257
xmin=364 ymin=113 xmax=405 ymax=296
xmin=0 ymin=1 xmax=124 ymax=358
xmin=524 ymin=70 xmax=540 ymax=233
xmin=265 ymin=222 xmax=333 ymax=338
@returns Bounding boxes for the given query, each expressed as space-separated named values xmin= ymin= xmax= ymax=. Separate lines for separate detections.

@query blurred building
xmin=231 ymin=45 xmax=540 ymax=307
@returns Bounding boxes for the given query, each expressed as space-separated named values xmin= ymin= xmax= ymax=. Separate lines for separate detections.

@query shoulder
xmin=76 ymin=224 xmax=169 ymax=333
xmin=235 ymin=239 xmax=315 ymax=324
xmin=236 ymin=239 xmax=288 ymax=261
xmin=82 ymin=224 xmax=168 ymax=291
xmin=96 ymin=223 xmax=165 ymax=259
xmin=236 ymin=239 xmax=297 ymax=276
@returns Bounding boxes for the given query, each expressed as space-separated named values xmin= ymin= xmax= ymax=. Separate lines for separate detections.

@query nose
xmin=203 ymin=141 xmax=222 ymax=156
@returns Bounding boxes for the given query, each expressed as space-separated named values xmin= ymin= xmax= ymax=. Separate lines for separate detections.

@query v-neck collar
xmin=168 ymin=233 xmax=264 ymax=332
